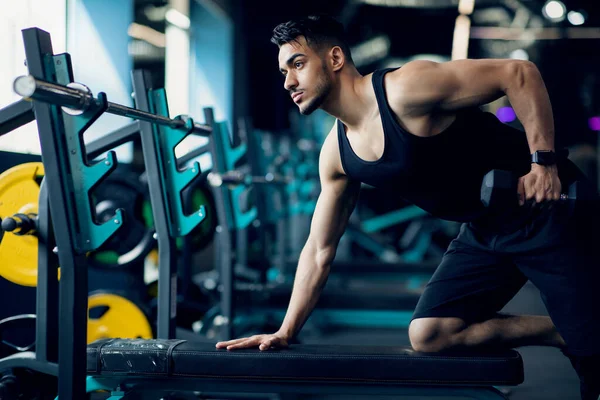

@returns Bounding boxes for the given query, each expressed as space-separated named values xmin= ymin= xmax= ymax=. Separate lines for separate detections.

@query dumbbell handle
xmin=1 ymin=213 xmax=37 ymax=236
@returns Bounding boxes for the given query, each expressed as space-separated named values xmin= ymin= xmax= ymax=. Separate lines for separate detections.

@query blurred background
xmin=1 ymin=0 xmax=599 ymax=171
xmin=1 ymin=1 xmax=599 ymax=399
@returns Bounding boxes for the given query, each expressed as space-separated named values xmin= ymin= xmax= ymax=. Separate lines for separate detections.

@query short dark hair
xmin=271 ymin=15 xmax=354 ymax=65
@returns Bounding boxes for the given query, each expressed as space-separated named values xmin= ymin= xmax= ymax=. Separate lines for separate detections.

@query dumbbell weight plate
xmin=0 ymin=163 xmax=44 ymax=287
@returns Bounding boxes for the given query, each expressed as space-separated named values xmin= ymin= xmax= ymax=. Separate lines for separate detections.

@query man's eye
xmin=295 ymin=62 xmax=303 ymax=68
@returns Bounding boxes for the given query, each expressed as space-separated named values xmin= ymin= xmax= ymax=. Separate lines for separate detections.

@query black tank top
xmin=338 ymin=68 xmax=535 ymax=222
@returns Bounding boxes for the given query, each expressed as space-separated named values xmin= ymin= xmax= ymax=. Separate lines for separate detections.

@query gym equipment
xmin=84 ymin=338 xmax=523 ymax=400
xmin=0 ymin=314 xmax=36 ymax=355
xmin=13 ymin=75 xmax=212 ymax=137
xmin=0 ymin=27 xmax=211 ymax=399
xmin=0 ymin=163 xmax=154 ymax=286
xmin=0 ymin=292 xmax=153 ymax=352
xmin=0 ymin=162 xmax=44 ymax=287
xmin=89 ymin=169 xmax=155 ymax=270
xmin=87 ymin=292 xmax=153 ymax=343
xmin=129 ymin=69 xmax=211 ymax=341
xmin=0 ymin=100 xmax=34 ymax=135
xmin=481 ymin=169 xmax=591 ymax=209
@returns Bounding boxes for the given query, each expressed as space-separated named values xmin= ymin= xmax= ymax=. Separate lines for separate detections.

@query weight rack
xmin=0 ymin=27 xmax=215 ymax=399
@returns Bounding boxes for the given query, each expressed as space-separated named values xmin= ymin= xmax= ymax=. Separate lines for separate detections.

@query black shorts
xmin=412 ymin=188 xmax=600 ymax=357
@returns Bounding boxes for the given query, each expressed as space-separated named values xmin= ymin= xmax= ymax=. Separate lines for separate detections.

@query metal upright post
xmin=131 ymin=70 xmax=178 ymax=339
xmin=204 ymin=108 xmax=235 ymax=340
xmin=22 ymin=28 xmax=87 ymax=400
xmin=35 ymin=180 xmax=59 ymax=365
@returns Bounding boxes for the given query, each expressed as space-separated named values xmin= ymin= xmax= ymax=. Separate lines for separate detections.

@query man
xmin=217 ymin=15 xmax=600 ymax=399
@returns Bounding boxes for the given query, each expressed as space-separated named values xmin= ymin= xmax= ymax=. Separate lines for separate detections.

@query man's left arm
xmin=390 ymin=59 xmax=560 ymax=204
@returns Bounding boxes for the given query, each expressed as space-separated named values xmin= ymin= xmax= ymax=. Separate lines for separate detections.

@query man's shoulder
xmin=383 ymin=61 xmax=439 ymax=90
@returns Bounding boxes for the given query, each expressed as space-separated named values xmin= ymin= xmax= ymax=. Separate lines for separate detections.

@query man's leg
xmin=410 ymin=223 xmax=530 ymax=351
xmin=409 ymin=314 xmax=565 ymax=353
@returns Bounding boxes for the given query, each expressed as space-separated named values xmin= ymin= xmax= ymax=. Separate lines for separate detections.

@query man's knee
xmin=409 ymin=317 xmax=467 ymax=353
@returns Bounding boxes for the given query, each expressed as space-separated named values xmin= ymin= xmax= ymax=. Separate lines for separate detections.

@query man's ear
xmin=329 ymin=46 xmax=345 ymax=72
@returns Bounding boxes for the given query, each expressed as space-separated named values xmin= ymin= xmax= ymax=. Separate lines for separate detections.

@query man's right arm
xmin=216 ymin=127 xmax=361 ymax=350
xmin=277 ymin=139 xmax=361 ymax=340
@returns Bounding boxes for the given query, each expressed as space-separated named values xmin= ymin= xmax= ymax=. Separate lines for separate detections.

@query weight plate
xmin=0 ymin=163 xmax=44 ymax=287
xmin=142 ymin=181 xmax=216 ymax=251
xmin=87 ymin=291 xmax=153 ymax=343
xmin=89 ymin=169 xmax=154 ymax=269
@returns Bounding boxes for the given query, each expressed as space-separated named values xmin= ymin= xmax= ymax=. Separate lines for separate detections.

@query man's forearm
xmin=505 ymin=62 xmax=555 ymax=152
xmin=278 ymin=243 xmax=330 ymax=339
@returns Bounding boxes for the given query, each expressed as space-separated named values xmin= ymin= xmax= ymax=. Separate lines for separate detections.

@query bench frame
xmin=86 ymin=376 xmax=510 ymax=400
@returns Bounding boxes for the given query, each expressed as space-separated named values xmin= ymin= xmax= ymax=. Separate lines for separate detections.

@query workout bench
xmin=86 ymin=338 xmax=523 ymax=399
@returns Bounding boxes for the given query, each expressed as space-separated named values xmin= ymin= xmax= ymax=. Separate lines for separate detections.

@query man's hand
xmin=518 ymin=164 xmax=561 ymax=206
xmin=215 ymin=332 xmax=290 ymax=351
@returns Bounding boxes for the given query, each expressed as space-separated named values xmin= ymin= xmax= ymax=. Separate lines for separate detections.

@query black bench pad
xmin=87 ymin=339 xmax=523 ymax=386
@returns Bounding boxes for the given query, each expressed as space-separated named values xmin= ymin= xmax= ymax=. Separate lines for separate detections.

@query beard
xmin=299 ymin=64 xmax=332 ymax=115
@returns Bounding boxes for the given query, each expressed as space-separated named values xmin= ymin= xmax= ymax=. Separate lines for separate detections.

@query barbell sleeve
xmin=13 ymin=75 xmax=212 ymax=136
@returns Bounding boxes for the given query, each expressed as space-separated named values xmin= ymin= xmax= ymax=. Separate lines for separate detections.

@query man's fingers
xmin=552 ymin=180 xmax=562 ymax=201
xmin=227 ymin=338 xmax=260 ymax=350
xmin=258 ymin=340 xmax=271 ymax=351
xmin=525 ymin=178 xmax=538 ymax=202
xmin=216 ymin=337 xmax=253 ymax=348
xmin=536 ymin=189 xmax=546 ymax=204
xmin=259 ymin=340 xmax=272 ymax=351
xmin=217 ymin=334 xmax=288 ymax=351
xmin=552 ymin=190 xmax=561 ymax=201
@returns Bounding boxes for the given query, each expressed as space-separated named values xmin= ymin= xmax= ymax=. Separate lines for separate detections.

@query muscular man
xmin=216 ymin=15 xmax=600 ymax=399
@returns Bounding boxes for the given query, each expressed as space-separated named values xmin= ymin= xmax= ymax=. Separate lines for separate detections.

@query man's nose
xmin=284 ymin=74 xmax=297 ymax=91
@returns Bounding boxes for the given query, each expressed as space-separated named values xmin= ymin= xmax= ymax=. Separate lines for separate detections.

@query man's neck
xmin=320 ymin=69 xmax=371 ymax=130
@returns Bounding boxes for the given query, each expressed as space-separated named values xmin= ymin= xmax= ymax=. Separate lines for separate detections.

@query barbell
xmin=13 ymin=75 xmax=211 ymax=136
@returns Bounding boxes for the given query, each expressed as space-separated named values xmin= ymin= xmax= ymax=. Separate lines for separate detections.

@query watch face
xmin=534 ymin=151 xmax=556 ymax=165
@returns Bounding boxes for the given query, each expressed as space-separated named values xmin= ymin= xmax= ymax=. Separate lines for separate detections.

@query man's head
xmin=272 ymin=15 xmax=353 ymax=115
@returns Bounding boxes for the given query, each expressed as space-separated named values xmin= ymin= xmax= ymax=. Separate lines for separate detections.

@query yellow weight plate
xmin=87 ymin=292 xmax=153 ymax=343
xmin=0 ymin=163 xmax=44 ymax=287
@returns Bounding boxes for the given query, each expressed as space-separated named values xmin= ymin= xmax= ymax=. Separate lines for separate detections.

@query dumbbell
xmin=481 ymin=169 xmax=585 ymax=209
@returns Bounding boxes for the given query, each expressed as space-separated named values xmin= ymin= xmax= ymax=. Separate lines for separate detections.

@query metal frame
xmin=22 ymin=27 xmax=88 ymax=399
xmin=204 ymin=108 xmax=236 ymax=341
xmin=131 ymin=70 xmax=178 ymax=339
xmin=35 ymin=179 xmax=59 ymax=366
xmin=0 ymin=100 xmax=34 ymax=135
xmin=87 ymin=376 xmax=510 ymax=400
xmin=85 ymin=121 xmax=140 ymax=160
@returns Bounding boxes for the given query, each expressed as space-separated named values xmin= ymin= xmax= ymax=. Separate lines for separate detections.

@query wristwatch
xmin=531 ymin=150 xmax=557 ymax=166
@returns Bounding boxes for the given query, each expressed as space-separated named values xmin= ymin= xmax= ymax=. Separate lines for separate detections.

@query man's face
xmin=278 ymin=36 xmax=332 ymax=115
